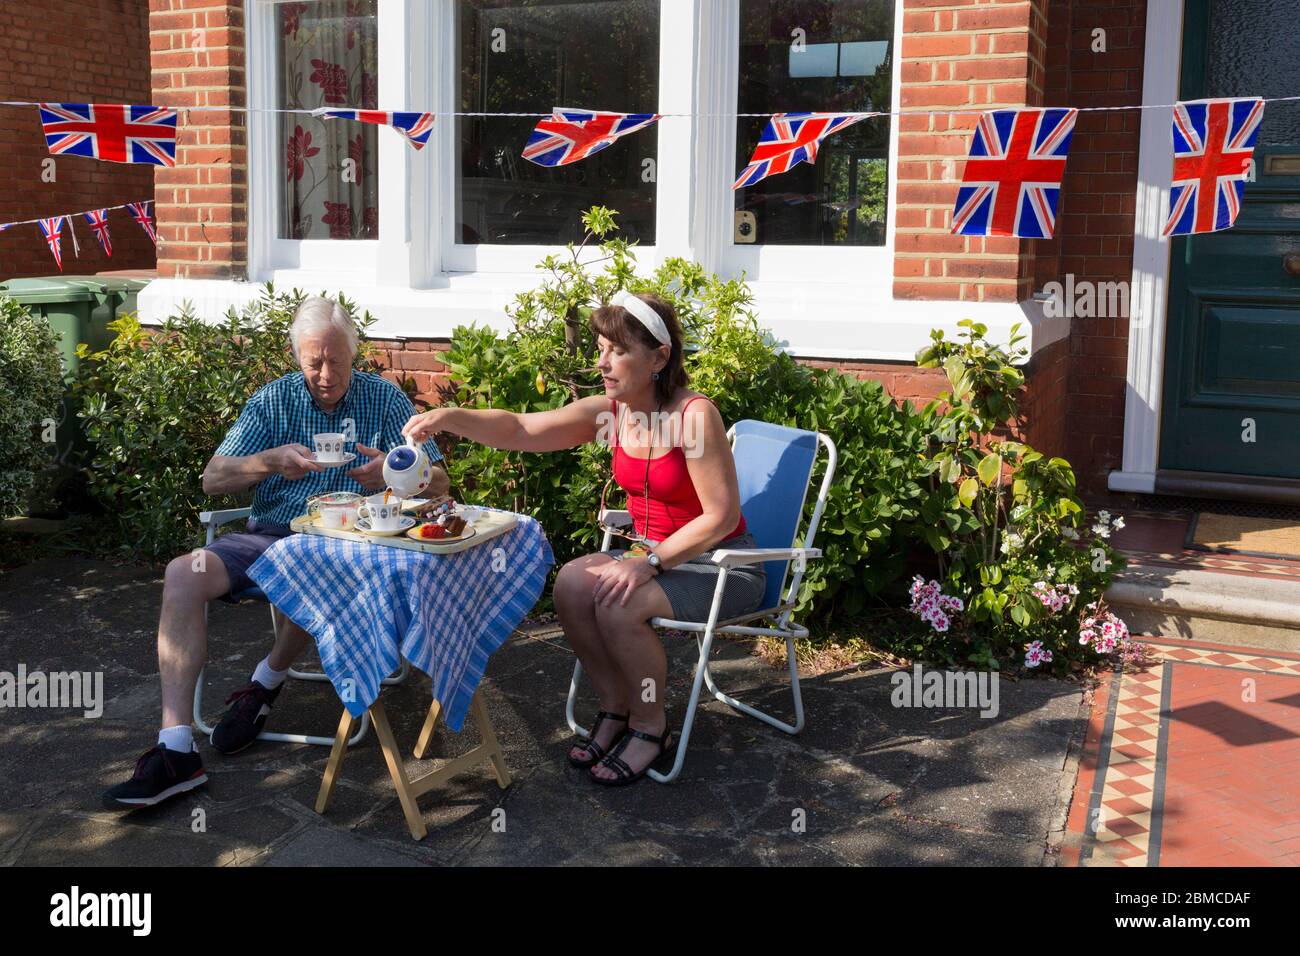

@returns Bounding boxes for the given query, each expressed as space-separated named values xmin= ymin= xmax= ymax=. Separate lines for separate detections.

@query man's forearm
xmin=202 ymin=453 xmax=274 ymax=496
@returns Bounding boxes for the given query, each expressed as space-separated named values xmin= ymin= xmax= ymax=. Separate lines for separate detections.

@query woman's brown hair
xmin=589 ymin=292 xmax=688 ymax=405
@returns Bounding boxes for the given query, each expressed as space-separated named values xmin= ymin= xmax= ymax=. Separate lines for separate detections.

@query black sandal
xmin=589 ymin=724 xmax=676 ymax=787
xmin=567 ymin=711 xmax=629 ymax=769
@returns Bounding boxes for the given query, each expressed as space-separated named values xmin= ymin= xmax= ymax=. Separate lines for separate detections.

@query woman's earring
xmin=652 ymin=370 xmax=660 ymax=381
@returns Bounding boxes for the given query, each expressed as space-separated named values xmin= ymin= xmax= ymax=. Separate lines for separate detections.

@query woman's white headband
xmin=611 ymin=291 xmax=671 ymax=347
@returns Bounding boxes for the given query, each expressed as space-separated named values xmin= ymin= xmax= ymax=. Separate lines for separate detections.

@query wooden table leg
xmin=370 ymin=700 xmax=429 ymax=841
xmin=413 ymin=698 xmax=443 ymax=759
xmin=470 ymin=690 xmax=511 ymax=789
xmin=315 ymin=708 xmax=355 ymax=815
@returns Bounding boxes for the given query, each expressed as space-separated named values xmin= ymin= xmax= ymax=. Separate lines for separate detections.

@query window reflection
xmin=457 ymin=0 xmax=660 ymax=245
xmin=736 ymin=0 xmax=894 ymax=246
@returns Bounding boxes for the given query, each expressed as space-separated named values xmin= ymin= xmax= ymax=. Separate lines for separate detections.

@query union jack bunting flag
xmin=951 ymin=108 xmax=1077 ymax=238
xmin=733 ymin=112 xmax=866 ymax=189
xmin=38 ymin=103 xmax=178 ymax=166
xmin=83 ymin=209 xmax=113 ymax=257
xmin=38 ymin=217 xmax=67 ymax=270
xmin=127 ymin=202 xmax=157 ymax=244
xmin=318 ymin=110 xmax=436 ymax=150
xmin=522 ymin=109 xmax=660 ymax=167
xmin=1163 ymin=97 xmax=1264 ymax=237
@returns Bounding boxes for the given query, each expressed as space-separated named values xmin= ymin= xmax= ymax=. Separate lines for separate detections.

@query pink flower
xmin=287 ymin=125 xmax=320 ymax=181
xmin=310 ymin=59 xmax=350 ymax=106
xmin=321 ymin=202 xmax=353 ymax=239
xmin=349 ymin=134 xmax=367 ymax=177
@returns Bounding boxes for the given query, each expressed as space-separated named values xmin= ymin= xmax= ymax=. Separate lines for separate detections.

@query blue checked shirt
xmin=213 ymin=370 xmax=443 ymax=527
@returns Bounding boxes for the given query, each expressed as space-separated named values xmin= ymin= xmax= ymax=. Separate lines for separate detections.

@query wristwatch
xmin=646 ymin=552 xmax=663 ymax=575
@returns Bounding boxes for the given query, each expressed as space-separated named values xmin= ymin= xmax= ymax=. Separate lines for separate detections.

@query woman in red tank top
xmin=403 ymin=292 xmax=765 ymax=786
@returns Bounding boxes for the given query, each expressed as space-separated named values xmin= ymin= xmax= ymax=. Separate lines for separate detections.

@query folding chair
xmin=566 ymin=419 xmax=837 ymax=783
xmin=195 ymin=506 xmax=410 ymax=748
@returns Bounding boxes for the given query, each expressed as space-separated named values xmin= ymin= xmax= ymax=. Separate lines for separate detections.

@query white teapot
xmin=382 ymin=437 xmax=435 ymax=499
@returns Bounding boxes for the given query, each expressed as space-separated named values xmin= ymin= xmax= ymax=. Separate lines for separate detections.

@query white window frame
xmin=247 ymin=0 xmax=431 ymax=285
xmin=713 ymin=0 xmax=901 ymax=288
xmin=146 ymin=0 xmax=1059 ymax=359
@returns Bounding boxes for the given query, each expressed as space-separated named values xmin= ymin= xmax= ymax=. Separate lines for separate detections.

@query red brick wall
xmin=1036 ymin=0 xmax=1146 ymax=493
xmin=148 ymin=0 xmax=246 ymax=279
xmin=0 ymin=0 xmax=156 ymax=279
xmin=894 ymin=0 xmax=1051 ymax=303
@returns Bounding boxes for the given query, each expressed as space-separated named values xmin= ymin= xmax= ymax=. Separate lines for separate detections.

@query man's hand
xmin=347 ymin=443 xmax=387 ymax=492
xmin=262 ymin=444 xmax=324 ymax=481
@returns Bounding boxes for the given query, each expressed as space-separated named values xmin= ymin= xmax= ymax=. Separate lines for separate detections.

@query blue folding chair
xmin=194 ymin=507 xmax=410 ymax=748
xmin=565 ymin=419 xmax=837 ymax=783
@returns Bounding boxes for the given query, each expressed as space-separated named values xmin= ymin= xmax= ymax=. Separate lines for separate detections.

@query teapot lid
xmin=387 ymin=446 xmax=417 ymax=470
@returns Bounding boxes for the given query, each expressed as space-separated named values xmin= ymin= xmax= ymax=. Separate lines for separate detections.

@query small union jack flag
xmin=733 ymin=113 xmax=866 ymax=189
xmin=1163 ymin=97 xmax=1264 ymax=237
xmin=38 ymin=217 xmax=67 ymax=270
xmin=951 ymin=108 xmax=1077 ymax=239
xmin=39 ymin=103 xmax=178 ymax=166
xmin=83 ymin=209 xmax=113 ymax=257
xmin=318 ymin=110 xmax=436 ymax=150
xmin=522 ymin=109 xmax=660 ymax=167
xmin=127 ymin=202 xmax=157 ymax=244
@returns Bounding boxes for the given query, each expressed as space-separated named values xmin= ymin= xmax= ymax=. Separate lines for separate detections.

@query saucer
xmin=311 ymin=452 xmax=357 ymax=467
xmin=356 ymin=515 xmax=416 ymax=536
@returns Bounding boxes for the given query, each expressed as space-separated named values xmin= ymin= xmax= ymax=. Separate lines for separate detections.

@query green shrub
xmin=896 ymin=320 xmax=1128 ymax=672
xmin=73 ymin=286 xmax=382 ymax=561
xmin=0 ymin=295 xmax=65 ymax=517
xmin=439 ymin=206 xmax=931 ymax=621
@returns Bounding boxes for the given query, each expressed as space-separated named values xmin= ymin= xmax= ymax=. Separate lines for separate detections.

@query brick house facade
xmin=139 ymin=0 xmax=1211 ymax=500
xmin=0 ymin=0 xmax=157 ymax=278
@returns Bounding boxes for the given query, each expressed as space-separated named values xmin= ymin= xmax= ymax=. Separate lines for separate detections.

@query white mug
xmin=319 ymin=501 xmax=359 ymax=530
xmin=359 ymin=494 xmax=404 ymax=532
xmin=313 ymin=432 xmax=346 ymax=461
xmin=382 ymin=436 xmax=434 ymax=499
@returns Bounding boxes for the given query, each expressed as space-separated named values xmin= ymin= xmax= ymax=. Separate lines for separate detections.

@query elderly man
xmin=104 ymin=296 xmax=448 ymax=810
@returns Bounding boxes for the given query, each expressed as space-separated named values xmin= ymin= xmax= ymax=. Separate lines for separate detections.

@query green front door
xmin=1160 ymin=0 xmax=1300 ymax=479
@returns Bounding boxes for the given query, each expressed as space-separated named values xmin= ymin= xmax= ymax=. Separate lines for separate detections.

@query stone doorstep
xmin=1105 ymin=565 xmax=1300 ymax=653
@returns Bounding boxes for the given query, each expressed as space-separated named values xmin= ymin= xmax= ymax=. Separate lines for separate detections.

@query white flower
xmin=1061 ymin=527 xmax=1080 ymax=541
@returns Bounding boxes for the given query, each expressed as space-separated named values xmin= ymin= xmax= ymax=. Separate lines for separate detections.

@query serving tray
xmin=289 ymin=506 xmax=519 ymax=555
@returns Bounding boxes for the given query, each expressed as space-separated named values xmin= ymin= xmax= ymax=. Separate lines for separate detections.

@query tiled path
xmin=1063 ymin=638 xmax=1300 ymax=866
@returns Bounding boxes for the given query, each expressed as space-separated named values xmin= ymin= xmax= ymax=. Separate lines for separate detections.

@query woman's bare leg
xmin=590 ymin=580 xmax=675 ymax=781
xmin=554 ymin=553 xmax=632 ymax=759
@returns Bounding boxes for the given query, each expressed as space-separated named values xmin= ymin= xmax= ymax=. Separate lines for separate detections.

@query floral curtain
xmin=278 ymin=1 xmax=380 ymax=240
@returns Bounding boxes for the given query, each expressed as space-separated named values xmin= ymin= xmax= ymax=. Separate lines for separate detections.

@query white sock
xmin=252 ymin=657 xmax=289 ymax=690
xmin=158 ymin=725 xmax=194 ymax=753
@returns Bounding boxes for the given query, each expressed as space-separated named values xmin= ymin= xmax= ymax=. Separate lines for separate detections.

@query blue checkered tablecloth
xmin=246 ymin=511 xmax=554 ymax=732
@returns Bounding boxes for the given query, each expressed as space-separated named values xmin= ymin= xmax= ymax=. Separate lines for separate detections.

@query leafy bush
xmin=894 ymin=320 xmax=1128 ymax=672
xmin=439 ymin=206 xmax=932 ymax=620
xmin=73 ymin=286 xmax=382 ymax=561
xmin=0 ymin=295 xmax=65 ymax=517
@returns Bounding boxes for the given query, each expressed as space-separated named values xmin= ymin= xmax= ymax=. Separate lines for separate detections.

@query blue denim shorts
xmin=205 ymin=520 xmax=294 ymax=603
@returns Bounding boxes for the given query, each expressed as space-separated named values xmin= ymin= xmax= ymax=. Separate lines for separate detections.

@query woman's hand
xmin=592 ymin=556 xmax=656 ymax=607
xmin=402 ymin=408 xmax=453 ymax=445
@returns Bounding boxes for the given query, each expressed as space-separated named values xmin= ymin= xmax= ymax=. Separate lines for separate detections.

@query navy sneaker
xmin=210 ymin=680 xmax=282 ymax=755
xmin=102 ymin=744 xmax=207 ymax=810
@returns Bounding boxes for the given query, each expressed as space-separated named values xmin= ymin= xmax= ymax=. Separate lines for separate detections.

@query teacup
xmin=359 ymin=493 xmax=404 ymax=532
xmin=314 ymin=432 xmax=346 ymax=462
xmin=307 ymin=491 xmax=362 ymax=530
xmin=382 ymin=437 xmax=434 ymax=498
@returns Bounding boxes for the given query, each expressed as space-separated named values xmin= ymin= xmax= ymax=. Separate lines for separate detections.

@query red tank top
xmin=610 ymin=396 xmax=747 ymax=544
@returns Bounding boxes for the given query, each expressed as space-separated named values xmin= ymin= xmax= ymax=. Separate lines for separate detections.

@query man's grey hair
xmin=290 ymin=296 xmax=358 ymax=359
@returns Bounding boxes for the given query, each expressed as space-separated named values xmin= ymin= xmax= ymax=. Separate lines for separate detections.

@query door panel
xmin=1160 ymin=0 xmax=1300 ymax=478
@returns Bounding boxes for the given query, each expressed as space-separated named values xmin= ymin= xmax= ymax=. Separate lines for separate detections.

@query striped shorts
xmin=608 ymin=531 xmax=767 ymax=623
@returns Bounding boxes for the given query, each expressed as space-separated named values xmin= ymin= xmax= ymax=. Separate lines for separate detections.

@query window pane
xmin=277 ymin=1 xmax=380 ymax=240
xmin=735 ymin=0 xmax=894 ymax=246
xmin=457 ymin=0 xmax=660 ymax=245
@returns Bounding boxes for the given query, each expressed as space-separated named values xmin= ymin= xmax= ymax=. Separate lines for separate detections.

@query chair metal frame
xmin=565 ymin=423 xmax=837 ymax=783
xmin=195 ymin=506 xmax=410 ymax=748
